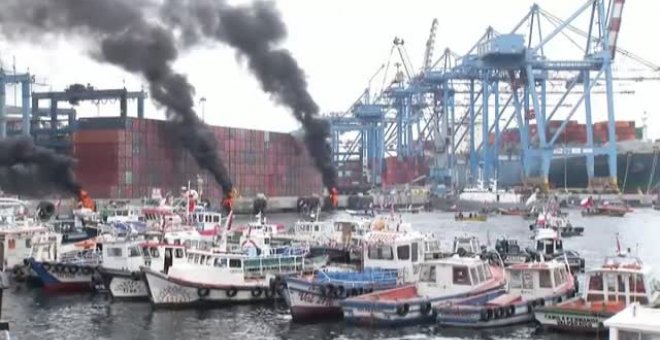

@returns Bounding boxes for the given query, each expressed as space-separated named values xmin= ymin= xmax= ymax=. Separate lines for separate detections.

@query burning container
xmin=72 ymin=117 xmax=323 ymax=201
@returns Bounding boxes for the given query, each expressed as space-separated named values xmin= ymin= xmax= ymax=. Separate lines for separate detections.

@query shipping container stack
xmin=382 ymin=156 xmax=429 ymax=186
xmin=73 ymin=117 xmax=323 ymax=201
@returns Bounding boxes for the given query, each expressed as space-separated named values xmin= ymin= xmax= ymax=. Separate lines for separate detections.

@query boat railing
xmin=313 ymin=268 xmax=399 ymax=286
xmin=59 ymin=249 xmax=101 ymax=265
xmin=243 ymin=254 xmax=307 ymax=279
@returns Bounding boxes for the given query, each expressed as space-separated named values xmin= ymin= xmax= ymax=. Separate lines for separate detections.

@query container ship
xmin=492 ymin=120 xmax=660 ymax=192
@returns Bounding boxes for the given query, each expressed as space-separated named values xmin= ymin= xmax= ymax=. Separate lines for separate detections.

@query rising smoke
xmin=0 ymin=136 xmax=80 ymax=197
xmin=161 ymin=0 xmax=338 ymax=192
xmin=0 ymin=0 xmax=234 ymax=198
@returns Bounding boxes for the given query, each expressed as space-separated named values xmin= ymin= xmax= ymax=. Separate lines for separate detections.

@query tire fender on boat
xmin=506 ymin=305 xmax=516 ymax=317
xmin=325 ymin=284 xmax=335 ymax=296
xmin=350 ymin=288 xmax=359 ymax=297
xmin=420 ymin=302 xmax=432 ymax=315
xmin=526 ymin=302 xmax=534 ymax=314
xmin=130 ymin=271 xmax=141 ymax=281
xmin=396 ymin=304 xmax=409 ymax=317
xmin=226 ymin=286 xmax=238 ymax=298
xmin=82 ymin=267 xmax=93 ymax=275
xmin=67 ymin=265 xmax=79 ymax=275
xmin=334 ymin=285 xmax=347 ymax=299
xmin=54 ymin=264 xmax=65 ymax=273
xmin=251 ymin=287 xmax=263 ymax=298
xmin=198 ymin=287 xmax=210 ymax=298
xmin=494 ymin=307 xmax=505 ymax=319
xmin=480 ymin=309 xmax=492 ymax=321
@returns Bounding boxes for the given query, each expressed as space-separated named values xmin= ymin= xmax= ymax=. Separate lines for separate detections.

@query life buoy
xmin=226 ymin=286 xmax=238 ymax=298
xmin=419 ymin=302 xmax=432 ymax=315
xmin=198 ymin=287 xmax=210 ymax=298
xmin=67 ymin=265 xmax=79 ymax=275
xmin=82 ymin=267 xmax=93 ymax=275
xmin=396 ymin=304 xmax=409 ymax=316
xmin=334 ymin=285 xmax=346 ymax=299
xmin=251 ymin=287 xmax=263 ymax=298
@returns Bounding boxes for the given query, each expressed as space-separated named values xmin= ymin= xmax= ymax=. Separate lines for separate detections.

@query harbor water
xmin=5 ymin=209 xmax=660 ymax=340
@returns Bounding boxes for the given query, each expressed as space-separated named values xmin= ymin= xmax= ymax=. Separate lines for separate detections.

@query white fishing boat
xmin=604 ymin=303 xmax=660 ymax=339
xmin=98 ymin=239 xmax=187 ymax=300
xmin=535 ymin=241 xmax=660 ymax=333
xmin=435 ymin=259 xmax=577 ymax=328
xmin=141 ymin=248 xmax=323 ymax=308
xmin=340 ymin=254 xmax=506 ymax=326
xmin=532 ymin=228 xmax=585 ymax=273
xmin=282 ymin=221 xmax=426 ymax=321
xmin=458 ymin=178 xmax=523 ymax=208
xmin=0 ymin=198 xmax=49 ymax=275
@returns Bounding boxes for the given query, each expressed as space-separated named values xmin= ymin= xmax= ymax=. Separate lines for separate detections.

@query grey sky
xmin=0 ymin=0 xmax=658 ymax=138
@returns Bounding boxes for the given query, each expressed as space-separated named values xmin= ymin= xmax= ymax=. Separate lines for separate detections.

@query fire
xmin=222 ymin=188 xmax=237 ymax=212
xmin=329 ymin=187 xmax=339 ymax=209
xmin=78 ymin=189 xmax=96 ymax=211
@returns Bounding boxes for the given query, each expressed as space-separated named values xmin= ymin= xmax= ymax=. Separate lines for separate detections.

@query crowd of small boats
xmin=0 ymin=187 xmax=657 ymax=338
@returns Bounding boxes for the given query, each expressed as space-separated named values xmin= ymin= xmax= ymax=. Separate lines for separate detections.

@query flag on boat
xmin=580 ymin=196 xmax=594 ymax=208
xmin=525 ymin=193 xmax=537 ymax=206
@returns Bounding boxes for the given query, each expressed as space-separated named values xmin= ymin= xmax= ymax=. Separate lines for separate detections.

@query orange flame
xmin=222 ymin=188 xmax=237 ymax=212
xmin=329 ymin=187 xmax=339 ymax=209
xmin=78 ymin=189 xmax=96 ymax=211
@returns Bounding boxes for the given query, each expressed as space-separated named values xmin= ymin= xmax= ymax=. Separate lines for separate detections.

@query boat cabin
xmin=0 ymin=198 xmax=49 ymax=269
xmin=362 ymin=229 xmax=425 ymax=284
xmin=604 ymin=303 xmax=660 ymax=340
xmin=417 ymin=255 xmax=498 ymax=295
xmin=168 ymin=249 xmax=309 ymax=284
xmin=584 ymin=255 xmax=660 ymax=306
xmin=534 ymin=228 xmax=564 ymax=257
xmin=102 ymin=240 xmax=187 ymax=274
xmin=104 ymin=204 xmax=144 ymax=224
xmin=188 ymin=210 xmax=223 ymax=233
xmin=506 ymin=261 xmax=573 ymax=298
xmin=160 ymin=229 xmax=214 ymax=251
xmin=142 ymin=207 xmax=183 ymax=230
xmin=452 ymin=235 xmax=483 ymax=255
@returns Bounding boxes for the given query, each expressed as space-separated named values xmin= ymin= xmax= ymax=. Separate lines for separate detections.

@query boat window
xmin=470 ymin=267 xmax=480 ymax=284
xmin=536 ymin=241 xmax=543 ymax=252
xmin=193 ymin=254 xmax=200 ymax=264
xmin=411 ymin=242 xmax=419 ymax=262
xmin=25 ymin=238 xmax=31 ymax=248
xmin=142 ymin=247 xmax=150 ymax=257
xmin=617 ymin=274 xmax=626 ymax=293
xmin=183 ymin=240 xmax=191 ymax=248
xmin=187 ymin=254 xmax=194 ymax=262
xmin=212 ymin=215 xmax=220 ymax=223
xmin=367 ymin=245 xmax=394 ymax=260
xmin=545 ymin=243 xmax=554 ymax=255
xmin=477 ymin=265 xmax=486 ymax=282
xmin=205 ymin=215 xmax=212 ymax=223
xmin=522 ymin=271 xmax=534 ymax=290
xmin=588 ymin=273 xmax=604 ymax=291
xmin=314 ymin=225 xmax=319 ymax=232
xmin=554 ymin=269 xmax=564 ymax=286
xmin=420 ymin=265 xmax=436 ymax=282
xmin=629 ymin=275 xmax=646 ymax=294
xmin=151 ymin=247 xmax=161 ymax=258
xmin=509 ymin=270 xmax=522 ymax=289
xmin=214 ymin=258 xmax=227 ymax=267
xmin=129 ymin=247 xmax=141 ymax=257
xmin=397 ymin=245 xmax=410 ymax=260
xmin=453 ymin=266 xmax=471 ymax=285
xmin=484 ymin=265 xmax=493 ymax=279
xmin=107 ymin=247 xmax=122 ymax=257
xmin=539 ymin=269 xmax=552 ymax=288
xmin=587 ymin=293 xmax=604 ymax=302
xmin=264 ymin=238 xmax=270 ymax=245
xmin=206 ymin=256 xmax=213 ymax=265
xmin=606 ymin=274 xmax=617 ymax=293
xmin=229 ymin=259 xmax=242 ymax=268
xmin=175 ymin=248 xmax=185 ymax=258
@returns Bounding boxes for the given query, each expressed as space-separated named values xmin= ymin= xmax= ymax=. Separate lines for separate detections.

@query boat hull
xmin=28 ymin=259 xmax=96 ymax=292
xmin=98 ymin=267 xmax=149 ymax=300
xmin=142 ymin=268 xmax=277 ymax=308
xmin=534 ymin=306 xmax=613 ymax=333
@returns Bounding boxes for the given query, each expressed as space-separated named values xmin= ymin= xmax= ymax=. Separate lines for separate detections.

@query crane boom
xmin=607 ymin=0 xmax=625 ymax=60
xmin=422 ymin=19 xmax=439 ymax=73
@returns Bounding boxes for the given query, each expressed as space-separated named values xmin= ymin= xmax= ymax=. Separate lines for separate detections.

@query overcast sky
xmin=0 ymin=0 xmax=658 ymax=139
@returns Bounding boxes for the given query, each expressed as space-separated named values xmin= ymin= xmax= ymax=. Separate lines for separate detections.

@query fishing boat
xmin=26 ymin=240 xmax=103 ymax=292
xmin=458 ymin=178 xmax=524 ymax=209
xmin=141 ymin=248 xmax=323 ymax=308
xmin=534 ymin=243 xmax=660 ymax=333
xmin=97 ymin=240 xmax=187 ymax=300
xmin=435 ymin=259 xmax=577 ymax=328
xmin=530 ymin=212 xmax=584 ymax=238
xmin=531 ymin=229 xmax=585 ymax=273
xmin=0 ymin=198 xmax=50 ymax=275
xmin=339 ymin=254 xmax=506 ymax=326
xmin=281 ymin=221 xmax=425 ymax=321
xmin=581 ymin=197 xmax=629 ymax=217
xmin=495 ymin=237 xmax=532 ymax=266
xmin=454 ymin=212 xmax=488 ymax=222
xmin=604 ymin=303 xmax=660 ymax=339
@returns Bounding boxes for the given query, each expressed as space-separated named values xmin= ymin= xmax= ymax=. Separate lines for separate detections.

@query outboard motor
xmin=36 ymin=201 xmax=55 ymax=222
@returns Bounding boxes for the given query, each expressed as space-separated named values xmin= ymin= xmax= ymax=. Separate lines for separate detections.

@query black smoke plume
xmin=0 ymin=0 xmax=234 ymax=198
xmin=0 ymin=136 xmax=80 ymax=197
xmin=162 ymin=0 xmax=338 ymax=192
